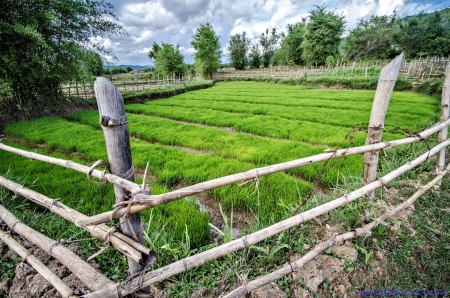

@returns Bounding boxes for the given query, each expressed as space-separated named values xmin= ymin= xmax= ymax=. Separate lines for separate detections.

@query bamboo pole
xmin=83 ymin=140 xmax=450 ymax=298
xmin=76 ymin=119 xmax=450 ymax=227
xmin=437 ymin=65 xmax=450 ymax=179
xmin=0 ymin=142 xmax=143 ymax=195
xmin=0 ymin=175 xmax=153 ymax=265
xmin=94 ymin=77 xmax=148 ymax=293
xmin=224 ymin=162 xmax=450 ymax=297
xmin=0 ymin=205 xmax=115 ymax=292
xmin=0 ymin=229 xmax=78 ymax=298
xmin=363 ymin=54 xmax=403 ymax=222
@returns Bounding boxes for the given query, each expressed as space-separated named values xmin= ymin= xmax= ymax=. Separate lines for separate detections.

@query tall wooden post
xmin=363 ymin=53 xmax=403 ymax=222
xmin=94 ymin=77 xmax=149 ymax=293
xmin=436 ymin=65 xmax=450 ymax=181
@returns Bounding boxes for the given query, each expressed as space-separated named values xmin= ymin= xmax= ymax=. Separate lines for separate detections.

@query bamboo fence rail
xmin=0 ymin=229 xmax=78 ymax=298
xmin=83 ymin=139 xmax=450 ymax=298
xmin=75 ymin=117 xmax=450 ymax=227
xmin=214 ymin=57 xmax=450 ymax=81
xmin=223 ymin=162 xmax=450 ymax=297
xmin=0 ymin=205 xmax=115 ymax=292
xmin=0 ymin=143 xmax=143 ymax=194
xmin=0 ymin=176 xmax=153 ymax=265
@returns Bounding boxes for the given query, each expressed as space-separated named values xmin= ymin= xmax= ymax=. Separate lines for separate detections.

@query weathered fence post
xmin=436 ymin=65 xmax=450 ymax=182
xmin=363 ymin=53 xmax=403 ymax=222
xmin=94 ymin=77 xmax=149 ymax=294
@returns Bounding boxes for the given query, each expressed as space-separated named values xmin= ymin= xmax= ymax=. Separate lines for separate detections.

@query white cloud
xmin=102 ymin=0 xmax=446 ymax=65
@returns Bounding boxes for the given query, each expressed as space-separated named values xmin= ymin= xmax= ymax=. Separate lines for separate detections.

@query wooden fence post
xmin=363 ymin=53 xmax=403 ymax=222
xmin=437 ymin=65 xmax=450 ymax=181
xmin=94 ymin=77 xmax=150 ymax=294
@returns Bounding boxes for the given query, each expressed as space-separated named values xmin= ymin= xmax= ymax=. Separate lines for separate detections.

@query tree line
xmin=1 ymin=2 xmax=449 ymax=119
xmin=151 ymin=6 xmax=450 ymax=79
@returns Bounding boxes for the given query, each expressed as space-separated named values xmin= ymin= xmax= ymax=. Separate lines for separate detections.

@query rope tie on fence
xmin=87 ymin=160 xmax=110 ymax=185
xmin=87 ymin=226 xmax=117 ymax=261
xmin=49 ymin=198 xmax=62 ymax=209
xmin=118 ymin=263 xmax=150 ymax=295
xmin=48 ymin=239 xmax=65 ymax=254
xmin=119 ymin=164 xmax=135 ymax=181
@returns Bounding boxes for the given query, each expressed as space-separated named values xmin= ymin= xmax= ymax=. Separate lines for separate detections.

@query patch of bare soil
xmin=0 ymin=235 xmax=93 ymax=297
xmin=189 ymin=185 xmax=254 ymax=233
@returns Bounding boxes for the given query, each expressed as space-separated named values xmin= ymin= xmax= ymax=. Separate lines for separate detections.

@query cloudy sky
xmin=101 ymin=0 xmax=448 ymax=66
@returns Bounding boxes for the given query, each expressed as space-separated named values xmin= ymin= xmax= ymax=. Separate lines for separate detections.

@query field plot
xmin=1 ymin=82 xmax=439 ymax=269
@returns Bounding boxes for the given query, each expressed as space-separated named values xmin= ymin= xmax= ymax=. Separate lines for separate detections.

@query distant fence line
xmin=62 ymin=74 xmax=198 ymax=100
xmin=214 ymin=57 xmax=450 ymax=81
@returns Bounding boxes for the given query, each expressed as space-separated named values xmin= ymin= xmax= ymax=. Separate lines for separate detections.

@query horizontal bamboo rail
xmin=83 ymin=140 xmax=450 ymax=298
xmin=224 ymin=161 xmax=450 ymax=297
xmin=0 ymin=229 xmax=78 ymax=298
xmin=0 ymin=176 xmax=153 ymax=266
xmin=76 ymin=118 xmax=450 ymax=227
xmin=0 ymin=205 xmax=115 ymax=291
xmin=0 ymin=142 xmax=142 ymax=195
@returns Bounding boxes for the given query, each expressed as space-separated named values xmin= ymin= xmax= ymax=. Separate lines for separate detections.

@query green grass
xmin=0 ymin=81 xmax=443 ymax=296
xmin=3 ymin=117 xmax=314 ymax=224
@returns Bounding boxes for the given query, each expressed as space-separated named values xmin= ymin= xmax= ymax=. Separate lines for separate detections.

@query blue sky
xmin=100 ymin=0 xmax=448 ymax=66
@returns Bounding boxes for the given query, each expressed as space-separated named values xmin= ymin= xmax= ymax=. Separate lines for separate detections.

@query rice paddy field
xmin=0 ymin=81 xmax=440 ymax=281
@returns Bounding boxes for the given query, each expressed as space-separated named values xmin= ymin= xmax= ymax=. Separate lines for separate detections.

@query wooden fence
xmin=0 ymin=55 xmax=449 ymax=297
xmin=62 ymin=74 xmax=197 ymax=100
xmin=214 ymin=57 xmax=450 ymax=81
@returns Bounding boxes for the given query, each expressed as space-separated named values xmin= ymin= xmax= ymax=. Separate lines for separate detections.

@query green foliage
xmin=344 ymin=14 xmax=400 ymax=60
xmin=148 ymin=42 xmax=187 ymax=77
xmin=301 ymin=5 xmax=345 ymax=66
xmin=228 ymin=31 xmax=250 ymax=70
xmin=260 ymin=27 xmax=279 ymax=67
xmin=0 ymin=0 xmax=125 ymax=117
xmin=274 ymin=21 xmax=306 ymax=65
xmin=82 ymin=50 xmax=103 ymax=77
xmin=248 ymin=43 xmax=262 ymax=69
xmin=414 ymin=79 xmax=445 ymax=99
xmin=191 ymin=23 xmax=221 ymax=79
xmin=208 ymin=204 xmax=234 ymax=243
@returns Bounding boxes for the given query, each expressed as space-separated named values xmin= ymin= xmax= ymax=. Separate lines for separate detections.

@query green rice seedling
xmin=0 ymin=139 xmax=210 ymax=249
xmin=4 ymin=117 xmax=314 ymax=223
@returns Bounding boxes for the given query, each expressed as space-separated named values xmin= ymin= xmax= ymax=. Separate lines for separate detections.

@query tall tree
xmin=301 ymin=6 xmax=345 ymax=66
xmin=0 ymin=0 xmax=125 ymax=117
xmin=395 ymin=14 xmax=427 ymax=59
xmin=191 ymin=23 xmax=221 ymax=79
xmin=344 ymin=14 xmax=399 ymax=60
xmin=148 ymin=42 xmax=186 ymax=77
xmin=82 ymin=50 xmax=103 ymax=77
xmin=274 ymin=21 xmax=306 ymax=65
xmin=248 ymin=43 xmax=262 ymax=69
xmin=423 ymin=11 xmax=450 ymax=57
xmin=228 ymin=31 xmax=250 ymax=70
xmin=260 ymin=27 xmax=279 ymax=67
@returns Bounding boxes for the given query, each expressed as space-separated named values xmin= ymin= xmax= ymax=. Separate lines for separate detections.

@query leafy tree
xmin=248 ymin=43 xmax=262 ymax=69
xmin=191 ymin=23 xmax=221 ymax=79
xmin=395 ymin=15 xmax=427 ymax=59
xmin=274 ymin=21 xmax=306 ymax=65
xmin=301 ymin=6 xmax=345 ymax=66
xmin=228 ymin=31 xmax=250 ymax=70
xmin=344 ymin=14 xmax=399 ymax=60
xmin=0 ymin=0 xmax=125 ymax=117
xmin=148 ymin=42 xmax=186 ymax=77
xmin=260 ymin=27 xmax=279 ymax=67
xmin=82 ymin=50 xmax=103 ymax=77
xmin=423 ymin=12 xmax=450 ymax=57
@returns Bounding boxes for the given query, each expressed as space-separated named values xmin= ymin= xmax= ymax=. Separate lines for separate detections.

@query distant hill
xmin=103 ymin=65 xmax=152 ymax=71
xmin=404 ymin=7 xmax=450 ymax=31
